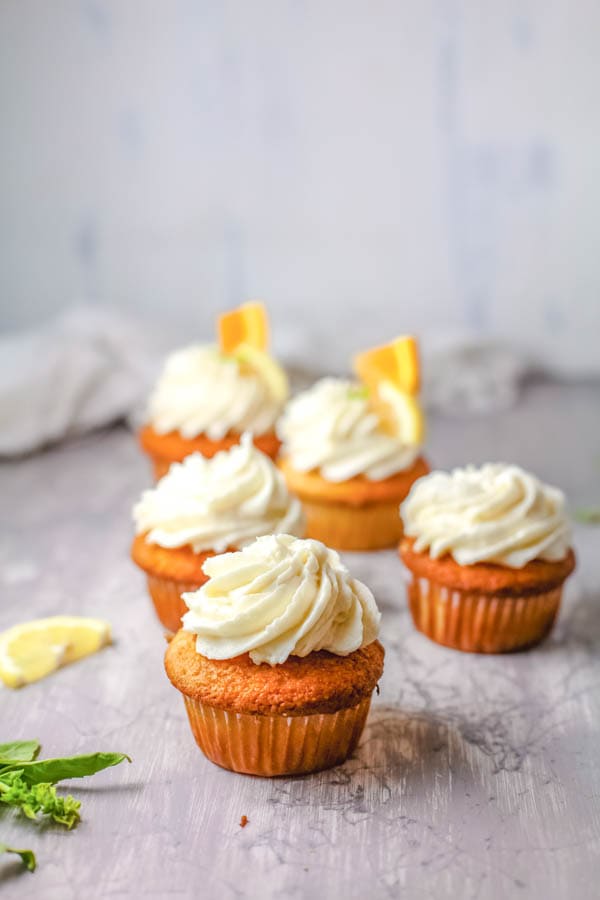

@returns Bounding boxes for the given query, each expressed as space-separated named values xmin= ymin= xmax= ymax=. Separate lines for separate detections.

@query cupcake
xmin=131 ymin=434 xmax=305 ymax=632
xmin=277 ymin=336 xmax=428 ymax=551
xmin=399 ymin=463 xmax=576 ymax=653
xmin=139 ymin=302 xmax=288 ymax=479
xmin=165 ymin=534 xmax=384 ymax=776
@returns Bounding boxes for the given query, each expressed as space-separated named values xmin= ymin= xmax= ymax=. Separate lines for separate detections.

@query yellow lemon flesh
xmin=233 ymin=343 xmax=288 ymax=404
xmin=0 ymin=616 xmax=112 ymax=689
xmin=375 ymin=380 xmax=425 ymax=446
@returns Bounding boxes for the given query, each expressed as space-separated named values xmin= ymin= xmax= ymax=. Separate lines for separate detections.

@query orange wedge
xmin=354 ymin=335 xmax=420 ymax=395
xmin=218 ymin=301 xmax=269 ymax=354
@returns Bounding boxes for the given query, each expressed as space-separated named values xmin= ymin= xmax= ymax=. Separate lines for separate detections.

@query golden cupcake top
xmin=401 ymin=463 xmax=572 ymax=568
xmin=277 ymin=335 xmax=425 ymax=482
xmin=181 ymin=534 xmax=381 ymax=665
xmin=146 ymin=302 xmax=288 ymax=439
xmin=165 ymin=629 xmax=385 ymax=716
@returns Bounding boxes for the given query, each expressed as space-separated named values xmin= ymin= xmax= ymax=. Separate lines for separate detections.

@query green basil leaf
xmin=0 ymin=842 xmax=36 ymax=872
xmin=12 ymin=752 xmax=131 ymax=785
xmin=0 ymin=741 xmax=40 ymax=763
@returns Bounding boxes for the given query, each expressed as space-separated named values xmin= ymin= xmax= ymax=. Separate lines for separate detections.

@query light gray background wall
xmin=1 ymin=1 xmax=599 ymax=373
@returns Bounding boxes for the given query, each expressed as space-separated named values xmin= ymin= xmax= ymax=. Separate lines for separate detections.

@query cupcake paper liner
xmin=181 ymin=695 xmax=372 ymax=776
xmin=406 ymin=574 xmax=563 ymax=653
xmin=302 ymin=498 xmax=403 ymax=551
xmin=146 ymin=574 xmax=205 ymax=634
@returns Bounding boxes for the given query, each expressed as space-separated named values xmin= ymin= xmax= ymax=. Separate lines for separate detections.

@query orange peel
xmin=354 ymin=335 xmax=420 ymax=395
xmin=218 ymin=301 xmax=269 ymax=354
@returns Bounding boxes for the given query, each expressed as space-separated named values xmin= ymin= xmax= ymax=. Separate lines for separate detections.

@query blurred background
xmin=1 ymin=1 xmax=599 ymax=454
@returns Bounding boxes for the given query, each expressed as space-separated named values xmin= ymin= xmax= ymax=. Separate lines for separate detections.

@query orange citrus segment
xmin=354 ymin=335 xmax=420 ymax=395
xmin=218 ymin=301 xmax=269 ymax=354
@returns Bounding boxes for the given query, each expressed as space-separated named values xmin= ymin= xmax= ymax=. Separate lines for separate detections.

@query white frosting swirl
xmin=277 ymin=378 xmax=420 ymax=482
xmin=147 ymin=344 xmax=286 ymax=439
xmin=401 ymin=463 xmax=572 ymax=568
xmin=133 ymin=434 xmax=304 ymax=553
xmin=182 ymin=534 xmax=381 ymax=665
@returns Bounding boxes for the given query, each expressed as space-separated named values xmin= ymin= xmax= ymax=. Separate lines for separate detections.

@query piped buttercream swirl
xmin=182 ymin=534 xmax=381 ymax=665
xmin=277 ymin=378 xmax=420 ymax=482
xmin=133 ymin=434 xmax=304 ymax=553
xmin=147 ymin=344 xmax=286 ymax=439
xmin=401 ymin=463 xmax=571 ymax=568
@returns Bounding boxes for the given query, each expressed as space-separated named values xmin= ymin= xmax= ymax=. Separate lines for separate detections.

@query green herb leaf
xmin=0 ymin=741 xmax=41 ymax=764
xmin=0 ymin=771 xmax=81 ymax=829
xmin=5 ymin=752 xmax=131 ymax=786
xmin=0 ymin=744 xmax=131 ymax=873
xmin=0 ymin=842 xmax=36 ymax=872
xmin=573 ymin=506 xmax=600 ymax=524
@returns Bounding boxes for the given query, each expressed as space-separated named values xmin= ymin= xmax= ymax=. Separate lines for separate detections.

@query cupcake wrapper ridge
xmin=406 ymin=574 xmax=563 ymax=653
xmin=181 ymin=695 xmax=372 ymax=776
xmin=302 ymin=498 xmax=404 ymax=551
xmin=146 ymin=574 xmax=205 ymax=634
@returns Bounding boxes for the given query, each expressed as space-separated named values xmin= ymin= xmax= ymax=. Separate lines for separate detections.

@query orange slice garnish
xmin=218 ymin=301 xmax=269 ymax=354
xmin=354 ymin=335 xmax=420 ymax=395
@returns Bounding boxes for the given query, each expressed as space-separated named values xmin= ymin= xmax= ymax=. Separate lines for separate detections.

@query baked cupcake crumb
xmin=165 ymin=630 xmax=384 ymax=716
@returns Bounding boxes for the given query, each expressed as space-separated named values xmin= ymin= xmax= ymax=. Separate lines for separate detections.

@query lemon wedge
xmin=375 ymin=380 xmax=425 ymax=445
xmin=234 ymin=343 xmax=289 ymax=403
xmin=0 ymin=616 xmax=111 ymax=689
xmin=218 ymin=301 xmax=269 ymax=354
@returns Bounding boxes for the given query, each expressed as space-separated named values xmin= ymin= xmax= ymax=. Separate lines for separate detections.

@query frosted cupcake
xmin=165 ymin=534 xmax=384 ymax=776
xmin=278 ymin=371 xmax=428 ymax=550
xmin=399 ymin=463 xmax=576 ymax=653
xmin=139 ymin=302 xmax=287 ymax=479
xmin=131 ymin=435 xmax=305 ymax=632
xmin=278 ymin=336 xmax=428 ymax=551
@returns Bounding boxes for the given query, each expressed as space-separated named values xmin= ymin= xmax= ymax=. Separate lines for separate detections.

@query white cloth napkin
xmin=0 ymin=307 xmax=163 ymax=456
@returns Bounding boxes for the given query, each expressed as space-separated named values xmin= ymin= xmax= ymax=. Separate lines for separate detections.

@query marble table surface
xmin=1 ymin=380 xmax=599 ymax=900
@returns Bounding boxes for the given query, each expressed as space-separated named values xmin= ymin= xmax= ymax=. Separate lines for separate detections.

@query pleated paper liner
xmin=146 ymin=574 xmax=205 ymax=634
xmin=301 ymin=498 xmax=404 ymax=551
xmin=182 ymin=695 xmax=372 ymax=776
xmin=406 ymin=574 xmax=563 ymax=653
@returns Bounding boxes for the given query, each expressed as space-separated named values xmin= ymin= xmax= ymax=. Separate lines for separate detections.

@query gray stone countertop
xmin=1 ymin=380 xmax=599 ymax=900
